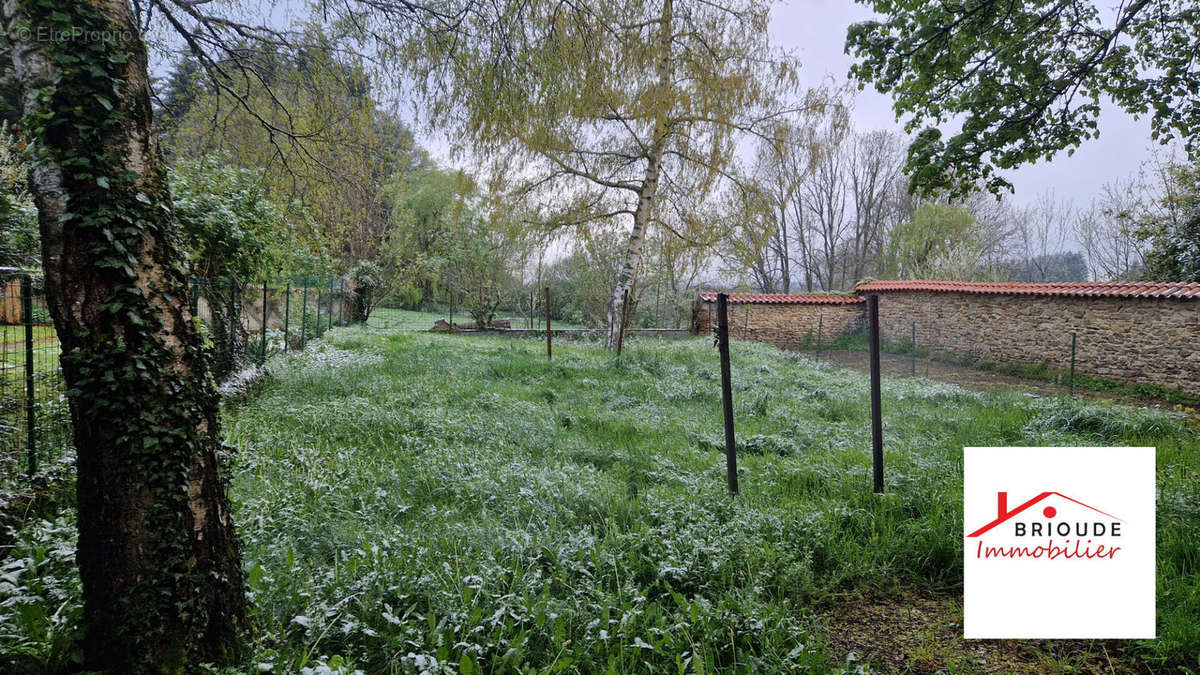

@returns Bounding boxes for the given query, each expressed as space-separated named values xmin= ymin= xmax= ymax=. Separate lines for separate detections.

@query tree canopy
xmin=847 ymin=0 xmax=1200 ymax=196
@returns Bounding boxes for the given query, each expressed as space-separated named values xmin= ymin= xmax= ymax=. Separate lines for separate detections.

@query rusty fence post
xmin=868 ymin=294 xmax=884 ymax=494
xmin=717 ymin=293 xmax=739 ymax=495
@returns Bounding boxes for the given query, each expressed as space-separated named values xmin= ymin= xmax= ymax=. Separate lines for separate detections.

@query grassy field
xmin=369 ymin=307 xmax=586 ymax=331
xmin=1 ymin=330 xmax=1197 ymax=672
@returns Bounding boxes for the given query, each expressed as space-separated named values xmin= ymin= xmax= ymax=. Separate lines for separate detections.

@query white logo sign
xmin=964 ymin=447 xmax=1155 ymax=639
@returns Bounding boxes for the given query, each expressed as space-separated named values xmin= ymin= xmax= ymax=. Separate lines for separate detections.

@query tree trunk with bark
xmin=604 ymin=0 xmax=672 ymax=350
xmin=4 ymin=0 xmax=245 ymax=670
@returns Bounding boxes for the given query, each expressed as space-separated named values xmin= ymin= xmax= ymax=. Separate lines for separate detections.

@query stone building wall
xmin=868 ymin=290 xmax=1200 ymax=394
xmin=695 ymin=300 xmax=864 ymax=348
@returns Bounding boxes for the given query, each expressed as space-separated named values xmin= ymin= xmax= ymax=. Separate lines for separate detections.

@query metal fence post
xmin=911 ymin=321 xmax=917 ymax=377
xmin=301 ymin=278 xmax=309 ymax=348
xmin=283 ymin=281 xmax=291 ymax=352
xmin=339 ymin=278 xmax=345 ymax=325
xmin=868 ymin=295 xmax=884 ymax=494
xmin=815 ymin=315 xmax=823 ymax=360
xmin=328 ymin=277 xmax=335 ymax=330
xmin=315 ymin=283 xmax=323 ymax=338
xmin=1069 ymin=332 xmax=1077 ymax=398
xmin=261 ymin=283 xmax=268 ymax=364
xmin=717 ymin=293 xmax=738 ymax=495
xmin=190 ymin=275 xmax=199 ymax=317
xmin=21 ymin=275 xmax=36 ymax=477
xmin=544 ymin=287 xmax=552 ymax=360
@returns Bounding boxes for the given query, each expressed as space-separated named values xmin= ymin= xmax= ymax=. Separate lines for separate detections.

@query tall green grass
xmin=1 ymin=330 xmax=1196 ymax=672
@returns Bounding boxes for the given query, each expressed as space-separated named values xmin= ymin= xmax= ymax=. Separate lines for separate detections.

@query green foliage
xmin=348 ymin=261 xmax=382 ymax=323
xmin=544 ymin=230 xmax=629 ymax=327
xmin=847 ymin=0 xmax=1200 ymax=196
xmin=879 ymin=203 xmax=993 ymax=279
xmin=171 ymin=155 xmax=322 ymax=282
xmin=0 ymin=127 xmax=38 ymax=269
xmin=1136 ymin=162 xmax=1200 ymax=281
xmin=383 ymin=167 xmax=528 ymax=326
xmin=161 ymin=35 xmax=426 ymax=265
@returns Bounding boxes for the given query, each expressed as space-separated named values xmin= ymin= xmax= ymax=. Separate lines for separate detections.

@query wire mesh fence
xmin=192 ymin=275 xmax=351 ymax=379
xmin=0 ymin=271 xmax=354 ymax=489
xmin=1 ymin=270 xmax=70 ymax=485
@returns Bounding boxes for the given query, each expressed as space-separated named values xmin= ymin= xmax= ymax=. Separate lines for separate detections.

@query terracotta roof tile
xmin=698 ymin=292 xmax=863 ymax=305
xmin=854 ymin=280 xmax=1200 ymax=300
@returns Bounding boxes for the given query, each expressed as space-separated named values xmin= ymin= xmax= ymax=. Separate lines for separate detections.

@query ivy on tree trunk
xmin=4 ymin=0 xmax=245 ymax=669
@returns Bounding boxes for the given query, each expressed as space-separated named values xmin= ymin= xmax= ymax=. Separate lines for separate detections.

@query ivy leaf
xmin=95 ymin=96 xmax=113 ymax=111
xmin=96 ymin=176 xmax=110 ymax=189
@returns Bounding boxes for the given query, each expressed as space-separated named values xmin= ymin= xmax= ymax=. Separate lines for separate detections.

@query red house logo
xmin=968 ymin=491 xmax=1123 ymax=537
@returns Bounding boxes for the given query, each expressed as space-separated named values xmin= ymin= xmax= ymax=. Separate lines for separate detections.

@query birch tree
xmin=405 ymin=0 xmax=841 ymax=347
xmin=3 ymin=2 xmax=244 ymax=668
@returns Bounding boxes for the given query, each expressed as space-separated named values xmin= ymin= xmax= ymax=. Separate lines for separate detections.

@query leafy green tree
xmin=171 ymin=155 xmax=324 ymax=375
xmin=847 ymin=0 xmax=1200 ymax=196
xmin=405 ymin=0 xmax=840 ymax=347
xmin=383 ymin=166 xmax=477 ymax=309
xmin=1137 ymin=161 xmax=1200 ymax=281
xmin=880 ymin=203 xmax=996 ymax=280
xmin=3 ymin=2 xmax=245 ymax=668
xmin=162 ymin=35 xmax=425 ymax=265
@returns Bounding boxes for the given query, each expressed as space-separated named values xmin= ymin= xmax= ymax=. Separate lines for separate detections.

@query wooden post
xmin=868 ymin=295 xmax=884 ymax=494
xmin=545 ymin=287 xmax=552 ymax=360
xmin=717 ymin=293 xmax=738 ymax=495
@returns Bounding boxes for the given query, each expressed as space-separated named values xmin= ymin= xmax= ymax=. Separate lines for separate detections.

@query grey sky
xmin=772 ymin=0 xmax=1158 ymax=212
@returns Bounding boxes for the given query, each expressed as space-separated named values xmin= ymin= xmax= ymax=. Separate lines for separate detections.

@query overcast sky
xmin=774 ymin=0 xmax=1158 ymax=212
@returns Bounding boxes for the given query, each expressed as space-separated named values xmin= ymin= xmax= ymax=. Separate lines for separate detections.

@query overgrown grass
xmin=1 ymin=331 xmax=1197 ymax=672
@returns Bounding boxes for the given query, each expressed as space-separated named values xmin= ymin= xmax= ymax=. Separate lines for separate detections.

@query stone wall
xmin=869 ymin=290 xmax=1200 ymax=395
xmin=695 ymin=300 xmax=864 ymax=347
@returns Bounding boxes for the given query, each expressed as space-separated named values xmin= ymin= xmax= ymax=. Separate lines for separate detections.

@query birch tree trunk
xmin=4 ymin=0 xmax=245 ymax=669
xmin=604 ymin=0 xmax=672 ymax=350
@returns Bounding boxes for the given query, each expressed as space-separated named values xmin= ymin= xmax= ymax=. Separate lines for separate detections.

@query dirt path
xmin=800 ymin=348 xmax=1189 ymax=413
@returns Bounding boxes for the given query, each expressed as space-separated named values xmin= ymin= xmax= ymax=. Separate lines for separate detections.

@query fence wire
xmin=1 ymin=272 xmax=70 ymax=485
xmin=1 ymin=272 xmax=351 ymax=489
